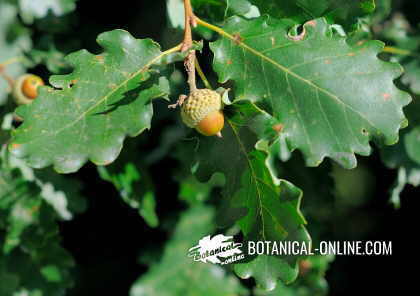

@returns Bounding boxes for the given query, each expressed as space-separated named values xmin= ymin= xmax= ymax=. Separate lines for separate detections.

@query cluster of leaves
xmin=1 ymin=0 xmax=419 ymax=295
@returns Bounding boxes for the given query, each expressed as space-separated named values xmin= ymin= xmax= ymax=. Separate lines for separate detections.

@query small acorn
xmin=181 ymin=89 xmax=224 ymax=137
xmin=13 ymin=74 xmax=45 ymax=105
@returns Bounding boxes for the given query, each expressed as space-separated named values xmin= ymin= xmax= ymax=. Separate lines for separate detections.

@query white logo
xmin=188 ymin=234 xmax=245 ymax=265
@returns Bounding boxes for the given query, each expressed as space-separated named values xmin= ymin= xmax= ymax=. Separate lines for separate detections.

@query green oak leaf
xmin=192 ymin=0 xmax=253 ymax=22
xmin=97 ymin=139 xmax=158 ymax=227
xmin=401 ymin=60 xmax=420 ymax=95
xmin=9 ymin=30 xmax=173 ymax=173
xmin=98 ymin=162 xmax=158 ymax=228
xmin=0 ymin=218 xmax=75 ymax=295
xmin=381 ymin=13 xmax=420 ymax=95
xmin=254 ymin=255 xmax=334 ymax=296
xmin=1 ymin=151 xmax=75 ymax=294
xmin=2 ymin=146 xmax=86 ymax=220
xmin=129 ymin=205 xmax=248 ymax=296
xmin=405 ymin=126 xmax=420 ymax=165
xmin=190 ymin=101 xmax=310 ymax=289
xmin=0 ymin=2 xmax=31 ymax=106
xmin=18 ymin=0 xmax=77 ymax=24
xmin=249 ymin=0 xmax=375 ymax=28
xmin=381 ymin=130 xmax=420 ymax=208
xmin=380 ymin=95 xmax=420 ymax=207
xmin=210 ymin=16 xmax=410 ymax=169
xmin=28 ymin=36 xmax=71 ymax=74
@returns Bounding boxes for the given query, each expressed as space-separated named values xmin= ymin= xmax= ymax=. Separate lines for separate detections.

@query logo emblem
xmin=188 ymin=234 xmax=245 ymax=265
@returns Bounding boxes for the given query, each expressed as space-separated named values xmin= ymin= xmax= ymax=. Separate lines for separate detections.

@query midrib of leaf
xmin=229 ymin=120 xmax=267 ymax=240
xmin=198 ymin=18 xmax=379 ymax=129
xmin=229 ymin=120 xmax=291 ymax=240
xmin=50 ymin=44 xmax=182 ymax=136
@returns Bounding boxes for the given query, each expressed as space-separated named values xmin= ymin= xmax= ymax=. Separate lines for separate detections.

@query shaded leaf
xmin=254 ymin=255 xmax=334 ymax=296
xmin=0 ymin=2 xmax=31 ymax=106
xmin=380 ymin=13 xmax=420 ymax=95
xmin=98 ymin=162 xmax=159 ymax=228
xmin=18 ymin=0 xmax=77 ymax=24
xmin=249 ymin=0 xmax=375 ymax=28
xmin=191 ymin=101 xmax=310 ymax=289
xmin=405 ymin=126 xmax=420 ymax=165
xmin=192 ymin=0 xmax=253 ymax=22
xmin=0 ymin=152 xmax=75 ymax=295
xmin=129 ymin=205 xmax=248 ymax=296
xmin=381 ymin=130 xmax=420 ymax=208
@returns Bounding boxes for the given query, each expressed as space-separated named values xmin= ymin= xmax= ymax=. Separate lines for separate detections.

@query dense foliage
xmin=0 ymin=0 xmax=418 ymax=295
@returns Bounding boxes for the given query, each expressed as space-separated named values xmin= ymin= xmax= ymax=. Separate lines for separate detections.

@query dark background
xmin=24 ymin=0 xmax=419 ymax=295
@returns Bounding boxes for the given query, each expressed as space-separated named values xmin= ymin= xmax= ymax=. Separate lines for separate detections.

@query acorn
xmin=181 ymin=89 xmax=224 ymax=137
xmin=13 ymin=74 xmax=45 ymax=105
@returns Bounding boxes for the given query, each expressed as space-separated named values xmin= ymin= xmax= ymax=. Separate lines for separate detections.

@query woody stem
xmin=182 ymin=0 xmax=197 ymax=92
xmin=0 ymin=65 xmax=15 ymax=90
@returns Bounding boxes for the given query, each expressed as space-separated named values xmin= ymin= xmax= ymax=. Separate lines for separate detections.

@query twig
xmin=383 ymin=46 xmax=420 ymax=57
xmin=195 ymin=57 xmax=212 ymax=89
xmin=182 ymin=0 xmax=198 ymax=92
xmin=0 ymin=65 xmax=15 ymax=90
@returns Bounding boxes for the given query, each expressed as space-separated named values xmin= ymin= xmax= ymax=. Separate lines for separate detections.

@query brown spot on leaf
xmin=382 ymin=93 xmax=391 ymax=101
xmin=347 ymin=52 xmax=356 ymax=56
xmin=10 ymin=143 xmax=21 ymax=149
xmin=272 ymin=123 xmax=284 ymax=133
xmin=233 ymin=33 xmax=243 ymax=44
xmin=324 ymin=59 xmax=331 ymax=64
xmin=227 ymin=59 xmax=233 ymax=65
xmin=299 ymin=260 xmax=312 ymax=276
xmin=95 ymin=55 xmax=104 ymax=63
xmin=305 ymin=20 xmax=317 ymax=27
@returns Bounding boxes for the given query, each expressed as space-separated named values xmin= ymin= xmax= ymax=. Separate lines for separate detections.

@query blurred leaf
xmin=18 ymin=0 xmax=77 ymax=24
xmin=254 ymin=255 xmax=334 ymax=296
xmin=130 ymin=205 xmax=248 ymax=296
xmin=167 ymin=0 xmax=185 ymax=29
xmin=0 ymin=2 xmax=31 ymax=106
xmin=210 ymin=16 xmax=410 ymax=169
xmin=177 ymin=173 xmax=225 ymax=206
xmin=249 ymin=0 xmax=375 ymax=28
xmin=381 ymin=13 xmax=420 ymax=95
xmin=0 ymin=151 xmax=75 ymax=295
xmin=4 ymin=149 xmax=86 ymax=220
xmin=381 ymin=130 xmax=420 ymax=207
xmin=9 ymin=30 xmax=174 ymax=173
xmin=405 ymin=126 xmax=420 ymax=165
xmin=191 ymin=0 xmax=253 ymax=23
xmin=97 ymin=139 xmax=159 ymax=228
xmin=98 ymin=161 xmax=159 ymax=228
xmin=28 ymin=36 xmax=71 ymax=73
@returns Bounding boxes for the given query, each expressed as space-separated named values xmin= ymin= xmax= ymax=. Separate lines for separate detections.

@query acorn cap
xmin=181 ymin=89 xmax=222 ymax=128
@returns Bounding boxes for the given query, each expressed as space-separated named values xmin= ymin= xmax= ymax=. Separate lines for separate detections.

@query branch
xmin=182 ymin=0 xmax=198 ymax=92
